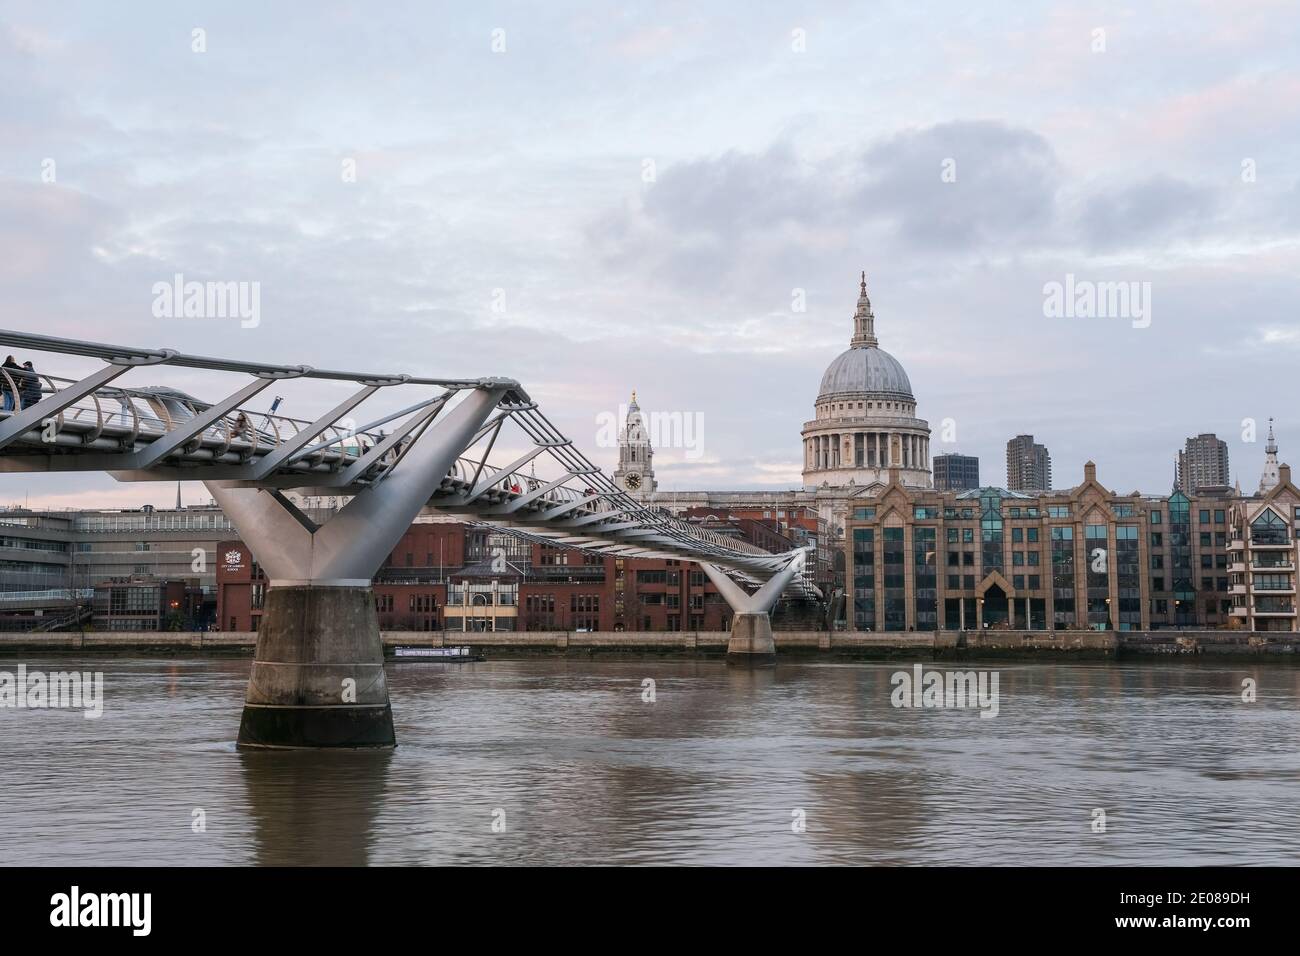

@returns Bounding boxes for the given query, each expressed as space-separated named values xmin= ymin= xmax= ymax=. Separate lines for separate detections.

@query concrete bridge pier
xmin=205 ymin=384 xmax=508 ymax=749
xmin=700 ymin=551 xmax=807 ymax=667
xmin=237 ymin=584 xmax=393 ymax=748
xmin=725 ymin=612 xmax=777 ymax=666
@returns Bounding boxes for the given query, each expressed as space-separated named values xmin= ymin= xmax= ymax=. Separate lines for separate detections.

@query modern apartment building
xmin=1227 ymin=465 xmax=1300 ymax=631
xmin=1006 ymin=435 xmax=1052 ymax=492
xmin=1178 ymin=433 xmax=1230 ymax=494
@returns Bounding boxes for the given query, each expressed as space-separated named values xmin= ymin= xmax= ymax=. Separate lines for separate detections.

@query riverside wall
xmin=1 ymin=629 xmax=1297 ymax=662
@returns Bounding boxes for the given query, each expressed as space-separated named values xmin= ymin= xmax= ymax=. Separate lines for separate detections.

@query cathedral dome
xmin=801 ymin=272 xmax=932 ymax=491
xmin=818 ymin=346 xmax=913 ymax=401
xmin=815 ymin=272 xmax=913 ymax=402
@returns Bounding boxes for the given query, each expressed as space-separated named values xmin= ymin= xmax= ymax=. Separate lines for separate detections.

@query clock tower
xmin=613 ymin=390 xmax=657 ymax=496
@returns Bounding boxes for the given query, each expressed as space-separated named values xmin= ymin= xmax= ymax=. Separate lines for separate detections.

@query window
xmin=1150 ymin=511 xmax=1162 ymax=525
xmin=1012 ymin=528 xmax=1023 ymax=543
xmin=882 ymin=528 xmax=906 ymax=631
xmin=1254 ymin=574 xmax=1292 ymax=591
xmin=1215 ymin=510 xmax=1225 ymax=524
xmin=1251 ymin=510 xmax=1289 ymax=545
xmin=1026 ymin=527 xmax=1039 ymax=542
xmin=1199 ymin=510 xmax=1210 ymax=524
xmin=913 ymin=527 xmax=937 ymax=631
xmin=1048 ymin=506 xmax=1070 ymax=518
xmin=914 ymin=506 xmax=939 ymax=519
xmin=853 ymin=507 xmax=876 ymax=519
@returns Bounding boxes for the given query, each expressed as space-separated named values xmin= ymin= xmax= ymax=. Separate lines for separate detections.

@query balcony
xmin=1253 ymin=598 xmax=1297 ymax=615
xmin=1227 ymin=538 xmax=1245 ymax=551
xmin=1229 ymin=583 xmax=1246 ymax=595
xmin=1249 ymin=534 xmax=1293 ymax=549
xmin=1252 ymin=585 xmax=1297 ymax=596
xmin=1228 ymin=605 xmax=1248 ymax=617
xmin=1251 ymin=560 xmax=1295 ymax=572
xmin=1228 ymin=562 xmax=1245 ymax=574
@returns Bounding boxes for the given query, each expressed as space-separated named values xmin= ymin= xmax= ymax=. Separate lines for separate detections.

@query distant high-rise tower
xmin=1006 ymin=435 xmax=1052 ymax=491
xmin=1177 ymin=433 xmax=1229 ymax=494
xmin=613 ymin=390 xmax=656 ymax=496
xmin=933 ymin=453 xmax=980 ymax=492
xmin=1258 ymin=419 xmax=1281 ymax=494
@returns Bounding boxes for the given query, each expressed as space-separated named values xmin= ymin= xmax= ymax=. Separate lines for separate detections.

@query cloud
xmin=3 ymin=3 xmax=1300 ymax=505
xmin=1077 ymin=175 xmax=1218 ymax=250
xmin=855 ymin=121 xmax=1062 ymax=249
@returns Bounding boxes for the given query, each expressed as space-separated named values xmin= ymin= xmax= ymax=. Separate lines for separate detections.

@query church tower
xmin=1259 ymin=418 xmax=1281 ymax=494
xmin=613 ymin=390 xmax=656 ymax=496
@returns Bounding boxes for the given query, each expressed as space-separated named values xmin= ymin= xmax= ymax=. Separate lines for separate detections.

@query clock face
xmin=625 ymin=473 xmax=642 ymax=490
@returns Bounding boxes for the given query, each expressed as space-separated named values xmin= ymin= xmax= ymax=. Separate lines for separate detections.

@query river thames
xmin=2 ymin=657 xmax=1298 ymax=866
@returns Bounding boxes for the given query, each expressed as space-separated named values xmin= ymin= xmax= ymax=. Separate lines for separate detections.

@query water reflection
xmin=239 ymin=750 xmax=393 ymax=866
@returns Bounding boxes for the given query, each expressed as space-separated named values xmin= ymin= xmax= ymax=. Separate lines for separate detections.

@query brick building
xmin=845 ymin=461 xmax=1252 ymax=633
xmin=215 ymin=516 xmax=751 ymax=633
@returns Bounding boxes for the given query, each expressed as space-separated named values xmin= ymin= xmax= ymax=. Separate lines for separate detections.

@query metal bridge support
xmin=699 ymin=551 xmax=807 ymax=667
xmin=205 ymin=385 xmax=508 ymax=749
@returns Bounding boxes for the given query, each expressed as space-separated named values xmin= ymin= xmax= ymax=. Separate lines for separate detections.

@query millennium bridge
xmin=0 ymin=330 xmax=817 ymax=748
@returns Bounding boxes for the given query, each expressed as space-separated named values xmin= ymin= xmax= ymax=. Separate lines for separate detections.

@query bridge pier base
xmin=237 ymin=585 xmax=395 ymax=750
xmin=726 ymin=611 xmax=776 ymax=667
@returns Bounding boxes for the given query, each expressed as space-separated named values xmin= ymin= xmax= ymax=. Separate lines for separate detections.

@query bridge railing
xmin=0 ymin=367 xmax=406 ymax=477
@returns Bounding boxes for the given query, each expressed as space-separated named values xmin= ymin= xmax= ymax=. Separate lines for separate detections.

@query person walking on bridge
xmin=0 ymin=355 xmax=21 ymax=411
xmin=18 ymin=360 xmax=42 ymax=409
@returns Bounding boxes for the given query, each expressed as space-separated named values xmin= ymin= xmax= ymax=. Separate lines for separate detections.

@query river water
xmin=1 ymin=657 xmax=1298 ymax=865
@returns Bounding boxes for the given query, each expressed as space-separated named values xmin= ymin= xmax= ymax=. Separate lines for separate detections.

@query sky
xmin=1 ymin=0 xmax=1298 ymax=509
